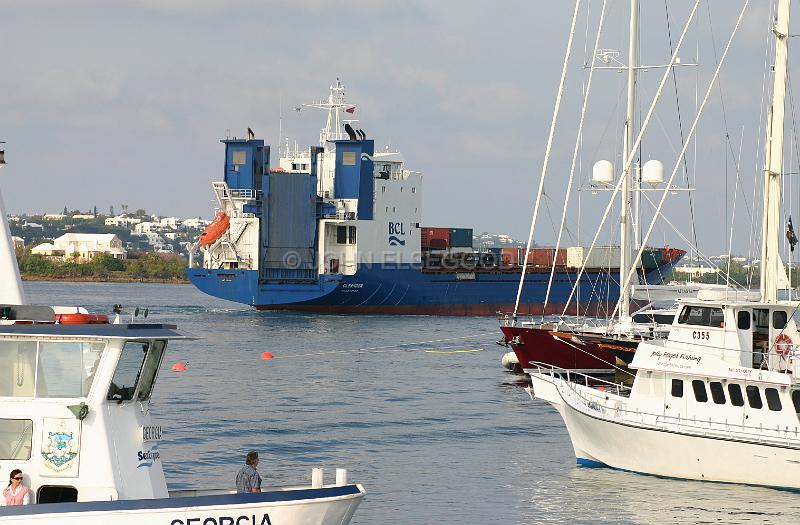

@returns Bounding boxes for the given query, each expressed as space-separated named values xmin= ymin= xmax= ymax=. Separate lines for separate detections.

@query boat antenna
xmin=303 ymin=78 xmax=349 ymax=145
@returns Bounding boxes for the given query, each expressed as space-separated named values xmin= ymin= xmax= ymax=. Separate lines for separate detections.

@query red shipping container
xmin=501 ymin=248 xmax=519 ymax=266
xmin=519 ymin=248 xmax=565 ymax=267
xmin=421 ymin=227 xmax=450 ymax=249
xmin=554 ymin=248 xmax=567 ymax=266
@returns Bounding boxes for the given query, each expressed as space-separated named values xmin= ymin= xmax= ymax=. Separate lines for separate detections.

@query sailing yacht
xmin=499 ymin=0 xmax=752 ymax=374
xmin=527 ymin=0 xmax=800 ymax=488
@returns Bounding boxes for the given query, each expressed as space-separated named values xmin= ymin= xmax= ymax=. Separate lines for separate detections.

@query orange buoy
xmin=55 ymin=313 xmax=110 ymax=324
xmin=260 ymin=352 xmax=274 ymax=360
xmin=171 ymin=362 xmax=187 ymax=372
xmin=199 ymin=212 xmax=231 ymax=248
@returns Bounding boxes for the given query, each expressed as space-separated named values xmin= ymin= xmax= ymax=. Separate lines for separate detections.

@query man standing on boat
xmin=235 ymin=451 xmax=262 ymax=493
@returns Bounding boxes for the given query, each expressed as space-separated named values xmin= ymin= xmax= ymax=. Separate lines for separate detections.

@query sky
xmin=0 ymin=0 xmax=797 ymax=257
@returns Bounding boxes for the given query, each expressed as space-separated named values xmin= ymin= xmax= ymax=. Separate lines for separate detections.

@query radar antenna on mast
xmin=301 ymin=78 xmax=358 ymax=144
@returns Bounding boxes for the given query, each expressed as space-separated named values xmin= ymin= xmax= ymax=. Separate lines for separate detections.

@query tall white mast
xmin=0 ymin=154 xmax=25 ymax=304
xmin=760 ymin=0 xmax=791 ymax=302
xmin=304 ymin=79 xmax=347 ymax=145
xmin=619 ymin=0 xmax=638 ymax=320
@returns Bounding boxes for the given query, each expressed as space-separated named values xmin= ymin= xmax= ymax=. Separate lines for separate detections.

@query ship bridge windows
xmin=335 ymin=226 xmax=356 ymax=245
xmin=792 ymin=390 xmax=800 ymax=415
xmin=709 ymin=381 xmax=726 ymax=404
xmin=0 ymin=419 xmax=33 ymax=460
xmin=108 ymin=340 xmax=167 ymax=403
xmin=0 ymin=340 xmax=104 ymax=399
xmin=678 ymin=306 xmax=724 ymax=327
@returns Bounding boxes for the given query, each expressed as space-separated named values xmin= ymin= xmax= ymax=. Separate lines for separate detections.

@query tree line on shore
xmin=15 ymin=249 xmax=188 ymax=281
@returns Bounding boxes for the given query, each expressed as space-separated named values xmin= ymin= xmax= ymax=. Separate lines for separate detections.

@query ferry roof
xmin=0 ymin=323 xmax=193 ymax=340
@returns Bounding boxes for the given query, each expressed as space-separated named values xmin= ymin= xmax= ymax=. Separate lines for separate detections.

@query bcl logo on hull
xmin=388 ymin=222 xmax=406 ymax=246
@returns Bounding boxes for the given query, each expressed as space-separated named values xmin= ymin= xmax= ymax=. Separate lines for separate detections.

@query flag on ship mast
xmin=345 ymin=106 xmax=356 ymax=114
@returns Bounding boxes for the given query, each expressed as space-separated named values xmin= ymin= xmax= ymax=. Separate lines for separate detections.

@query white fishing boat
xmin=0 ymin=155 xmax=365 ymax=521
xmin=528 ymin=0 xmax=800 ymax=489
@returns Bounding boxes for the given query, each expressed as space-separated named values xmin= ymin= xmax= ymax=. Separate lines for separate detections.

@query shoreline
xmin=21 ymin=275 xmax=189 ymax=284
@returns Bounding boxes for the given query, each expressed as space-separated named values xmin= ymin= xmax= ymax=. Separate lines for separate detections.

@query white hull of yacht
xmin=0 ymin=484 xmax=365 ymax=525
xmin=530 ymin=373 xmax=800 ymax=489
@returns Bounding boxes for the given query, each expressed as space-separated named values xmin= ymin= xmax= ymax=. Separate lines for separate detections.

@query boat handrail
xmin=528 ymin=361 xmax=632 ymax=397
xmin=534 ymin=364 xmax=800 ymax=446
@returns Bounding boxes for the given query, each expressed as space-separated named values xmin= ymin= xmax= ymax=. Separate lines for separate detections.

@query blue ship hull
xmin=187 ymin=261 xmax=680 ymax=316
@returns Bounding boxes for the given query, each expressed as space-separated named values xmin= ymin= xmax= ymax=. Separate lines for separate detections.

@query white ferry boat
xmin=0 ymin=156 xmax=365 ymax=522
xmin=526 ymin=0 xmax=800 ymax=489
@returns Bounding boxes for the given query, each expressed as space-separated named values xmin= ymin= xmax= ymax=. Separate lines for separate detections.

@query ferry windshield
xmin=107 ymin=340 xmax=166 ymax=402
xmin=0 ymin=340 xmax=104 ymax=398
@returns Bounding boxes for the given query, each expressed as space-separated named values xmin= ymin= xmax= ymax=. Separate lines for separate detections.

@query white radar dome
xmin=642 ymin=159 xmax=664 ymax=187
xmin=592 ymin=160 xmax=614 ymax=185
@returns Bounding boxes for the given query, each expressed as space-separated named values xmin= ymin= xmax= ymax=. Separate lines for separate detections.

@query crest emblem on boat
xmin=42 ymin=431 xmax=78 ymax=471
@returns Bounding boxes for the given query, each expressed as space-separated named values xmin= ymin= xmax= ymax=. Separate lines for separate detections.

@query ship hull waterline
xmin=188 ymin=262 xmax=681 ymax=317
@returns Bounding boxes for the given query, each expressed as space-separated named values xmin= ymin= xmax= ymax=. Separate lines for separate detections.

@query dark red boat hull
xmin=500 ymin=325 xmax=616 ymax=372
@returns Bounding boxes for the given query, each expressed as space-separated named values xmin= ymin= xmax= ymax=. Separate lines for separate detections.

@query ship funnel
xmin=642 ymin=159 xmax=664 ymax=187
xmin=344 ymin=123 xmax=357 ymax=141
xmin=592 ymin=160 xmax=614 ymax=185
xmin=0 ymin=158 xmax=25 ymax=305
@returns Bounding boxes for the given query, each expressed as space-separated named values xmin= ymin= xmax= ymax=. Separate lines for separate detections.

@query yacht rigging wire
xmin=610 ymin=0 xmax=750 ymax=322
xmin=543 ymin=0 xmax=608 ymax=315
xmin=559 ymin=0 xmax=702 ymax=318
xmin=513 ymin=0 xmax=583 ymax=321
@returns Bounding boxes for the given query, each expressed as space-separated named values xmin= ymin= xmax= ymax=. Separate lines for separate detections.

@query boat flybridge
xmin=0 ymin=308 xmax=365 ymax=524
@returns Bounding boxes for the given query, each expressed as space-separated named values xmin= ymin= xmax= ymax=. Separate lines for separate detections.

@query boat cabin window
xmin=670 ymin=379 xmax=683 ymax=398
xmin=0 ymin=340 xmax=104 ymax=398
xmin=709 ymin=382 xmax=726 ymax=404
xmin=692 ymin=380 xmax=708 ymax=403
xmin=678 ymin=306 xmax=724 ymax=327
xmin=37 ymin=485 xmax=78 ymax=504
xmin=108 ymin=341 xmax=149 ymax=402
xmin=0 ymin=419 xmax=33 ymax=460
xmin=765 ymin=388 xmax=782 ymax=411
xmin=37 ymin=342 xmax=105 ymax=398
xmin=728 ymin=384 xmax=745 ymax=407
xmin=136 ymin=340 xmax=167 ymax=402
xmin=737 ymin=310 xmax=750 ymax=330
xmin=746 ymin=385 xmax=763 ymax=409
xmin=773 ymin=310 xmax=788 ymax=329
xmin=336 ymin=226 xmax=347 ymax=244
xmin=792 ymin=390 xmax=800 ymax=414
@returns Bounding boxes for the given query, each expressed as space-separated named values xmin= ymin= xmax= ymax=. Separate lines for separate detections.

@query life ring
xmin=775 ymin=333 xmax=793 ymax=356
xmin=199 ymin=212 xmax=231 ymax=248
xmin=55 ymin=313 xmax=110 ymax=325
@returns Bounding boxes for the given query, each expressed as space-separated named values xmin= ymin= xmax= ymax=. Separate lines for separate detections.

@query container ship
xmin=187 ymin=81 xmax=684 ymax=315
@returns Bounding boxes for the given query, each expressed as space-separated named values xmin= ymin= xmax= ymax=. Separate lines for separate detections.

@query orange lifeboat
xmin=55 ymin=313 xmax=110 ymax=324
xmin=199 ymin=212 xmax=231 ymax=248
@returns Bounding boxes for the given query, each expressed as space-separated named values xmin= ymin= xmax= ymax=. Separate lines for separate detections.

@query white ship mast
xmin=303 ymin=78 xmax=352 ymax=144
xmin=0 ymin=149 xmax=25 ymax=304
xmin=618 ymin=0 xmax=638 ymax=322
xmin=760 ymin=0 xmax=791 ymax=302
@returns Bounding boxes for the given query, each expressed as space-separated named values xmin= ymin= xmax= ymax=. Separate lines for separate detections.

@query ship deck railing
xmin=530 ymin=361 xmax=800 ymax=447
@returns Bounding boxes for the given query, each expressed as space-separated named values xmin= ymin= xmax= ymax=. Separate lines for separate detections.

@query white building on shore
xmin=31 ymin=233 xmax=126 ymax=262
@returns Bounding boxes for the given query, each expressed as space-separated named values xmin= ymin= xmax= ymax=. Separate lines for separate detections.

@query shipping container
xmin=566 ymin=247 xmax=641 ymax=269
xmin=501 ymin=247 xmax=519 ymax=266
xmin=421 ymin=227 xmax=450 ymax=249
xmin=449 ymin=228 xmax=474 ymax=248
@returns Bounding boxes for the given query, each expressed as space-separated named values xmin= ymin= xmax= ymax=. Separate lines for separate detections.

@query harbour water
xmin=25 ymin=281 xmax=800 ymax=524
